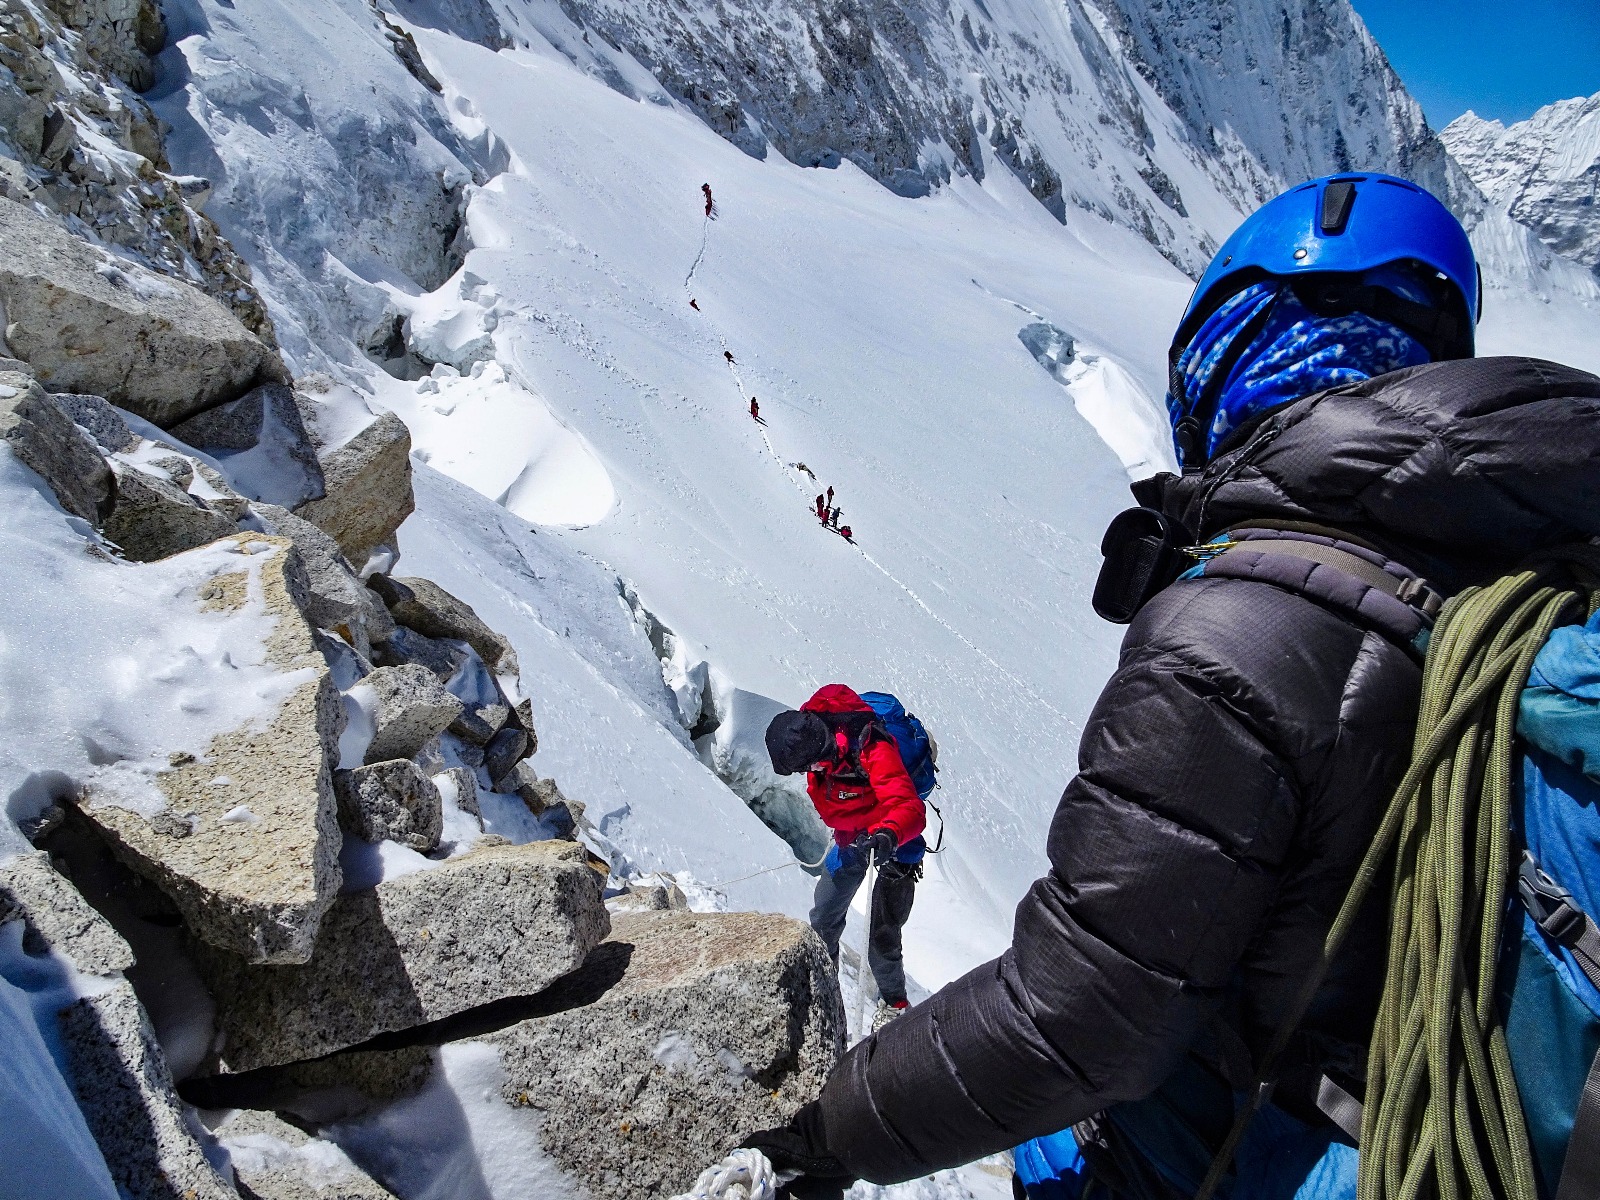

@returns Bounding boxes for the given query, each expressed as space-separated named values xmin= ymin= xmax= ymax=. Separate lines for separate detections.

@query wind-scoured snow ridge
xmin=1443 ymin=95 xmax=1600 ymax=275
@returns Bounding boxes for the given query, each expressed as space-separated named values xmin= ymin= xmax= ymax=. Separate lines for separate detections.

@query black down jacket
xmin=817 ymin=357 xmax=1600 ymax=1183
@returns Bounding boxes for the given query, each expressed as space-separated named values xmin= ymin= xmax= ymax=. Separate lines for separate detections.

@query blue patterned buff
xmin=1167 ymin=281 xmax=1431 ymax=466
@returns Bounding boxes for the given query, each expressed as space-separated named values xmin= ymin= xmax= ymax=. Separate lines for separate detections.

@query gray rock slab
xmin=0 ymin=849 xmax=134 ymax=976
xmin=334 ymin=760 xmax=443 ymax=854
xmin=497 ymin=762 xmax=561 ymax=818
xmin=80 ymin=536 xmax=343 ymax=965
xmin=369 ymin=575 xmax=520 ymax=677
xmin=369 ymin=624 xmax=465 ymax=682
xmin=0 ymin=369 xmax=114 ymax=521
xmin=217 ymin=1109 xmax=394 ymax=1200
xmin=482 ymin=724 xmax=528 ymax=785
xmin=293 ymin=411 xmax=414 ymax=567
xmin=103 ymin=460 xmax=239 ymax=561
xmin=0 ymin=198 xmax=286 ymax=426
xmin=59 ymin=981 xmax=238 ymax=1200
xmin=483 ymin=910 xmax=843 ymax=1198
xmin=605 ymin=879 xmax=690 ymax=915
xmin=363 ymin=663 xmax=462 ymax=765
xmin=195 ymin=840 xmax=609 ymax=1073
xmin=52 ymin=390 xmax=137 ymax=453
xmin=169 ymin=384 xmax=325 ymax=509
xmin=252 ymin=503 xmax=370 ymax=638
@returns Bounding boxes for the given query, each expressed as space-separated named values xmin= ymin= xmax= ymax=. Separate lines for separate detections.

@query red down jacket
xmin=800 ymin=684 xmax=925 ymax=845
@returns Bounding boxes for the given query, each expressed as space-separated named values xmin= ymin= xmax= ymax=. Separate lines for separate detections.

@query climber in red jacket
xmin=766 ymin=685 xmax=926 ymax=1015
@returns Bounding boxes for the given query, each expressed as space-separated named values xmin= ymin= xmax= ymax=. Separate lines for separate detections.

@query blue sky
xmin=1348 ymin=0 xmax=1600 ymax=128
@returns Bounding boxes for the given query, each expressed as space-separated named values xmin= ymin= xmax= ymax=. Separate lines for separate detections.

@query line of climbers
xmin=720 ymin=173 xmax=1600 ymax=1200
xmin=765 ymin=686 xmax=940 ymax=1030
xmin=689 ymin=184 xmax=859 ymax=546
xmin=813 ymin=487 xmax=851 ymax=542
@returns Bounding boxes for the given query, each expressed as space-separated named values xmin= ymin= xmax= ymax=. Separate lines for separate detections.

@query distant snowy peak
xmin=1095 ymin=0 xmax=1439 ymax=207
xmin=1443 ymin=95 xmax=1600 ymax=272
xmin=478 ymin=0 xmax=1458 ymax=277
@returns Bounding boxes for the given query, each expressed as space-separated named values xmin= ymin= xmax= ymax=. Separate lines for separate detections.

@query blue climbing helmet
xmin=1167 ymin=173 xmax=1481 ymax=466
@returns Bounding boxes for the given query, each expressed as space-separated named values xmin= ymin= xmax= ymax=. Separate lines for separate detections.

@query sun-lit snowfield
xmin=376 ymin=30 xmax=1188 ymax=988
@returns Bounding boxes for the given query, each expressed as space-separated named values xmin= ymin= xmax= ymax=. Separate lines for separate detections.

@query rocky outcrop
xmin=334 ymin=759 xmax=443 ymax=853
xmin=102 ymin=460 xmax=239 ymax=561
xmin=216 ymin=1109 xmax=394 ymax=1200
xmin=369 ymin=574 xmax=520 ymax=677
xmin=40 ymin=0 xmax=166 ymax=91
xmin=195 ymin=841 xmax=610 ymax=1072
xmin=251 ymin=503 xmax=392 ymax=650
xmin=480 ymin=910 xmax=841 ymax=1197
xmin=0 ymin=0 xmax=271 ymax=336
xmin=0 ymin=849 xmax=134 ymax=975
xmin=60 ymin=984 xmax=240 ymax=1200
xmin=0 ymin=851 xmax=238 ymax=1200
xmin=293 ymin=411 xmax=415 ymax=568
xmin=52 ymin=389 xmax=137 ymax=454
xmin=170 ymin=383 xmax=326 ymax=509
xmin=0 ymin=368 xmax=115 ymax=521
xmin=362 ymin=663 xmax=463 ymax=764
xmin=0 ymin=198 xmax=286 ymax=425
xmin=78 ymin=535 xmax=344 ymax=965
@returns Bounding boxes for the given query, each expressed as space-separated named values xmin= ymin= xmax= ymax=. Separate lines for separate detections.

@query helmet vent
xmin=1320 ymin=180 xmax=1357 ymax=234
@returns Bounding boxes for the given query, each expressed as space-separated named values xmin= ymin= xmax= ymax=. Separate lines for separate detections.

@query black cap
xmin=766 ymin=710 xmax=830 ymax=776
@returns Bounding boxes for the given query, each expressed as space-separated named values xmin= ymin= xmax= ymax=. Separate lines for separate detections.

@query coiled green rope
xmin=1197 ymin=547 xmax=1600 ymax=1200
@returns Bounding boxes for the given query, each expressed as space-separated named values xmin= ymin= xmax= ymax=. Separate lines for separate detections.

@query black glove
xmin=738 ymin=1101 xmax=854 ymax=1198
xmin=864 ymin=828 xmax=898 ymax=866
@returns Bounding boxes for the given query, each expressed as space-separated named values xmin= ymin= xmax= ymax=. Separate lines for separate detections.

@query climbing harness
xmin=1195 ymin=546 xmax=1600 ymax=1200
xmin=668 ymin=1147 xmax=784 ymax=1200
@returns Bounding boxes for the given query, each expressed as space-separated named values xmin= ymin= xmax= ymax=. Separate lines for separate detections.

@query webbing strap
xmin=1520 ymin=850 xmax=1600 ymax=1200
xmin=1520 ymin=851 xmax=1600 ymax=993
xmin=1209 ymin=537 xmax=1443 ymax=619
xmin=1316 ymin=1075 xmax=1364 ymax=1145
xmin=1557 ymin=1054 xmax=1600 ymax=1200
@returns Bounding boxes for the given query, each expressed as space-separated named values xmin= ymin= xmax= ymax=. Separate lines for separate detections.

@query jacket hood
xmin=1155 ymin=356 xmax=1600 ymax=590
xmin=802 ymin=684 xmax=873 ymax=715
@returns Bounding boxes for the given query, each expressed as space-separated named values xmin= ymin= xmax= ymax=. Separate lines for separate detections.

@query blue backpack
xmin=859 ymin=691 xmax=938 ymax=800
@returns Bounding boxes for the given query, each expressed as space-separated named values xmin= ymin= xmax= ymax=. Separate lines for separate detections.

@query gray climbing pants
xmin=809 ymin=848 xmax=918 ymax=1005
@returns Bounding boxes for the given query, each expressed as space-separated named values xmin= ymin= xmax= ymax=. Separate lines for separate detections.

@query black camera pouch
xmin=1092 ymin=507 xmax=1194 ymax=624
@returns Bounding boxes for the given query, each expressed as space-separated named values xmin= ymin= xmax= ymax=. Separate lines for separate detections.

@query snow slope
xmin=379 ymin=31 xmax=1165 ymax=984
xmin=1444 ymin=95 xmax=1600 ymax=273
xmin=142 ymin=0 xmax=1600 ymax=1006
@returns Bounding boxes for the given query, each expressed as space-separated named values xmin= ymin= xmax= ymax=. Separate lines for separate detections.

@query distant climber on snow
xmin=826 ymin=486 xmax=834 ymax=507
xmin=764 ymin=687 xmax=938 ymax=1029
xmin=739 ymin=174 xmax=1600 ymax=1199
xmin=724 ymin=350 xmax=735 ymax=364
xmin=702 ymin=182 xmax=716 ymax=218
xmin=829 ymin=508 xmax=841 ymax=530
xmin=838 ymin=525 xmax=852 ymax=543
xmin=815 ymin=494 xmax=827 ymax=522
xmin=750 ymin=397 xmax=762 ymax=423
xmin=689 ymin=298 xmax=700 ymax=311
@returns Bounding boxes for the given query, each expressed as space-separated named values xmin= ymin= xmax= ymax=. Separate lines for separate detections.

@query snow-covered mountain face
xmin=1444 ymin=94 xmax=1600 ymax=275
xmin=142 ymin=0 xmax=1600 ymax=1007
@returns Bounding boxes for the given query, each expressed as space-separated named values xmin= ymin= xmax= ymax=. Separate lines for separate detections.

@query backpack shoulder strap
xmin=1203 ymin=530 xmax=1444 ymax=620
xmin=1521 ymin=851 xmax=1600 ymax=1200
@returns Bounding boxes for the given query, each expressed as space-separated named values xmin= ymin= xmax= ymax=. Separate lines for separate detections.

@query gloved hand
xmin=864 ymin=828 xmax=898 ymax=866
xmin=737 ymin=1102 xmax=854 ymax=1199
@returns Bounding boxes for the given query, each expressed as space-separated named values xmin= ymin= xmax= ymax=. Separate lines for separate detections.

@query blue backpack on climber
xmin=859 ymin=691 xmax=939 ymax=800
